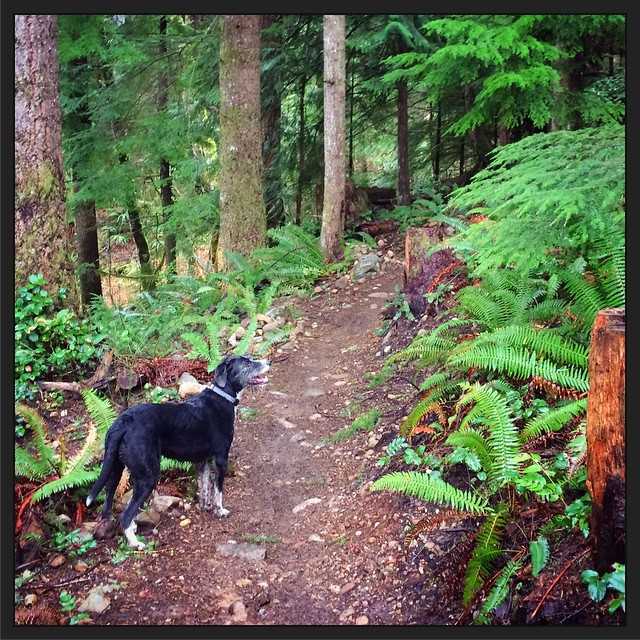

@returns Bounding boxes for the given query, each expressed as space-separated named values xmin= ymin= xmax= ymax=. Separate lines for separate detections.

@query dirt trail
xmin=40 ymin=236 xmax=447 ymax=626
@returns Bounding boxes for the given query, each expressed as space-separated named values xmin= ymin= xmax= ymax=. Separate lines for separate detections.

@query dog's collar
xmin=209 ymin=384 xmax=239 ymax=406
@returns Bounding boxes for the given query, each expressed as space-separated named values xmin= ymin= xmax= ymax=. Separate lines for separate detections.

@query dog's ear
xmin=214 ymin=359 xmax=228 ymax=387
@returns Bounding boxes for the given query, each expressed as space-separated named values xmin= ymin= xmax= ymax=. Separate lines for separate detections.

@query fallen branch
xmin=528 ymin=548 xmax=590 ymax=622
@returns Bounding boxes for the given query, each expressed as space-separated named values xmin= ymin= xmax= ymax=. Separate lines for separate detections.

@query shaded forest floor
xmin=17 ymin=229 xmax=610 ymax=627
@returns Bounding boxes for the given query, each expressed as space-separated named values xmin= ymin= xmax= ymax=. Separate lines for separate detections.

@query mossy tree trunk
xmin=68 ymin=54 xmax=102 ymax=310
xmin=217 ymin=15 xmax=266 ymax=271
xmin=432 ymin=101 xmax=442 ymax=180
xmin=158 ymin=16 xmax=176 ymax=274
xmin=261 ymin=15 xmax=285 ymax=228
xmin=396 ymin=79 xmax=410 ymax=205
xmin=320 ymin=14 xmax=346 ymax=263
xmin=74 ymin=191 xmax=102 ymax=308
xmin=294 ymin=74 xmax=307 ymax=226
xmin=15 ymin=15 xmax=76 ymax=302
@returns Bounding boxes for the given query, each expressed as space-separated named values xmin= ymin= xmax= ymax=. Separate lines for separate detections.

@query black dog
xmin=86 ymin=356 xmax=270 ymax=549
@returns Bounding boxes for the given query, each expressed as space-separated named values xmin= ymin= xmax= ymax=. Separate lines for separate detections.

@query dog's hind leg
xmin=120 ymin=471 xmax=158 ymax=550
xmin=101 ymin=460 xmax=125 ymax=520
xmin=212 ymin=460 xmax=230 ymax=518
xmin=196 ymin=460 xmax=214 ymax=512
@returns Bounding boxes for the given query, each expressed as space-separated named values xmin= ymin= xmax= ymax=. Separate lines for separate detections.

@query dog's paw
xmin=216 ymin=507 xmax=230 ymax=518
xmin=130 ymin=539 xmax=146 ymax=551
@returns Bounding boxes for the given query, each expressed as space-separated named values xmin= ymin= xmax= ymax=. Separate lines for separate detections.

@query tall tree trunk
xmin=217 ymin=15 xmax=266 ymax=271
xmin=15 ymin=15 xmax=76 ymax=302
xmin=432 ymin=102 xmax=442 ymax=180
xmin=158 ymin=16 xmax=176 ymax=273
xmin=497 ymin=125 xmax=511 ymax=146
xmin=261 ymin=15 xmax=284 ymax=228
xmin=119 ymin=154 xmax=155 ymax=290
xmin=349 ymin=62 xmax=355 ymax=178
xmin=294 ymin=75 xmax=307 ymax=225
xmin=320 ymin=15 xmax=346 ymax=263
xmin=68 ymin=55 xmax=102 ymax=309
xmin=74 ymin=188 xmax=102 ymax=308
xmin=396 ymin=79 xmax=410 ymax=205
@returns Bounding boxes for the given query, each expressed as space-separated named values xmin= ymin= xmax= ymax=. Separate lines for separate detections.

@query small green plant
xmin=540 ymin=494 xmax=591 ymax=539
xmin=109 ymin=536 xmax=157 ymax=564
xmin=51 ymin=529 xmax=97 ymax=557
xmin=581 ymin=563 xmax=625 ymax=613
xmin=508 ymin=453 xmax=564 ymax=503
xmin=322 ymin=409 xmax=380 ymax=444
xmin=144 ymin=384 xmax=179 ymax=404
xmin=238 ymin=407 xmax=258 ymax=421
xmin=242 ymin=533 xmax=281 ymax=544
xmin=14 ymin=569 xmax=35 ymax=604
xmin=59 ymin=591 xmax=90 ymax=625
xmin=529 ymin=536 xmax=550 ymax=577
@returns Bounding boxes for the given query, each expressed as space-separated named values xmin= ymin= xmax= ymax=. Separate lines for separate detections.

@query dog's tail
xmin=85 ymin=419 xmax=126 ymax=507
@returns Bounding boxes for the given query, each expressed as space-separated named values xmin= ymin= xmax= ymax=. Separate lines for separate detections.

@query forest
xmin=13 ymin=14 xmax=625 ymax=629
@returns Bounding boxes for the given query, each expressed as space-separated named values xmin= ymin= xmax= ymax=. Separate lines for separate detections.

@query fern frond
xmin=32 ymin=467 xmax=100 ymax=503
xmin=463 ymin=503 xmax=509 ymax=606
xmin=472 ymin=326 xmax=588 ymax=367
xmin=160 ymin=457 xmax=192 ymax=472
xmin=449 ymin=344 xmax=589 ymax=391
xmin=370 ymin=471 xmax=490 ymax=514
xmin=520 ymin=399 xmax=587 ymax=443
xmin=80 ymin=389 xmax=117 ymax=438
xmin=457 ymin=384 xmax=520 ymax=486
xmin=15 ymin=404 xmax=55 ymax=472
xmin=475 ymin=558 xmax=524 ymax=624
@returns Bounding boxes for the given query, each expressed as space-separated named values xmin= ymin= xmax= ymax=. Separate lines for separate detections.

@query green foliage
xmin=370 ymin=471 xmax=490 ymax=515
xmin=323 ymin=409 xmax=380 ymax=444
xmin=15 ymin=274 xmax=103 ymax=401
xmin=520 ymin=399 xmax=586 ymax=443
xmin=529 ymin=536 xmax=550 ymax=577
xmin=51 ymin=528 xmax=97 ymax=557
xmin=475 ymin=558 xmax=523 ymax=624
xmin=463 ymin=503 xmax=509 ymax=606
xmin=14 ymin=404 xmax=56 ymax=481
xmin=449 ymin=126 xmax=624 ymax=280
xmin=581 ymin=563 xmax=625 ymax=613
xmin=540 ymin=494 xmax=591 ymax=539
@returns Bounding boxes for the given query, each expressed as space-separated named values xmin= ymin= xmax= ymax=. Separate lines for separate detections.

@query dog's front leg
xmin=212 ymin=460 xmax=230 ymax=518
xmin=196 ymin=460 xmax=214 ymax=512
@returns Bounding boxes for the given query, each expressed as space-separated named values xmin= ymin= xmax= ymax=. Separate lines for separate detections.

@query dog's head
xmin=213 ymin=356 xmax=270 ymax=394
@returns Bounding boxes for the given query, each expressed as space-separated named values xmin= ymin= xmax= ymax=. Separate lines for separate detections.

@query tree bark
xmin=217 ymin=15 xmax=266 ymax=271
xmin=74 ymin=192 xmax=102 ymax=308
xmin=261 ymin=15 xmax=284 ymax=228
xmin=320 ymin=15 xmax=346 ymax=262
xmin=118 ymin=154 xmax=155 ymax=290
xmin=349 ymin=62 xmax=355 ymax=179
xmin=459 ymin=139 xmax=465 ymax=178
xmin=396 ymin=79 xmax=410 ymax=205
xmin=67 ymin=55 xmax=102 ymax=309
xmin=294 ymin=75 xmax=307 ymax=225
xmin=15 ymin=15 xmax=76 ymax=301
xmin=158 ymin=16 xmax=176 ymax=273
xmin=586 ymin=308 xmax=625 ymax=572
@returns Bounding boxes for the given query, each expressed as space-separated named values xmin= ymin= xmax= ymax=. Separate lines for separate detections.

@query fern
xmin=15 ymin=405 xmax=56 ymax=481
xmin=463 ymin=503 xmax=509 ymax=606
xmin=471 ymin=326 xmax=588 ymax=367
xmin=81 ymin=389 xmax=117 ymax=439
xmin=520 ymin=398 xmax=587 ymax=443
xmin=370 ymin=471 xmax=490 ymax=515
xmin=160 ymin=457 xmax=192 ymax=472
xmin=449 ymin=344 xmax=589 ymax=392
xmin=456 ymin=384 xmax=520 ymax=487
xmin=475 ymin=558 xmax=524 ymax=624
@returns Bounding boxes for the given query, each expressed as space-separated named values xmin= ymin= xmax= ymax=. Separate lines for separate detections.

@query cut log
xmin=402 ymin=225 xmax=463 ymax=317
xmin=586 ymin=308 xmax=625 ymax=572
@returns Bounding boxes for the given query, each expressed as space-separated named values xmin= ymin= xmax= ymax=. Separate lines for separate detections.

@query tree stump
xmin=586 ymin=308 xmax=625 ymax=572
